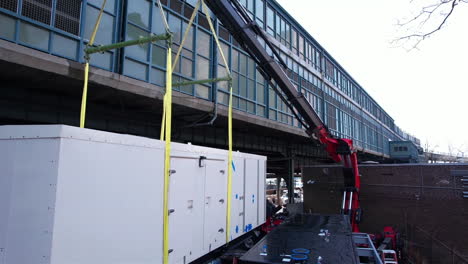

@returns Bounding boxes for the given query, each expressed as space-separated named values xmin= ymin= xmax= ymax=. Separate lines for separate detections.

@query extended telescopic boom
xmin=204 ymin=0 xmax=362 ymax=231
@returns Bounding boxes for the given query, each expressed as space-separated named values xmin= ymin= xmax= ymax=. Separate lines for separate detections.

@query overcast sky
xmin=276 ymin=0 xmax=468 ymax=155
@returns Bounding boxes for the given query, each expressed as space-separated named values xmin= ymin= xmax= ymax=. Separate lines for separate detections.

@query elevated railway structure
xmin=424 ymin=152 xmax=468 ymax=163
xmin=0 ymin=0 xmax=418 ymax=164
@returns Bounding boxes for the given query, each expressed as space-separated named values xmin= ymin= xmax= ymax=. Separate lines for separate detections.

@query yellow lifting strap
xmin=166 ymin=0 xmax=234 ymax=244
xmin=154 ymin=1 xmax=172 ymax=263
xmin=158 ymin=0 xmax=170 ymax=141
xmin=80 ymin=0 xmax=107 ymax=128
xmin=162 ymin=47 xmax=172 ymax=264
xmin=172 ymin=1 xmax=200 ymax=73
xmin=161 ymin=0 xmax=199 ymax=140
xmin=161 ymin=0 xmax=233 ymax=261
xmin=201 ymin=0 xmax=233 ymax=243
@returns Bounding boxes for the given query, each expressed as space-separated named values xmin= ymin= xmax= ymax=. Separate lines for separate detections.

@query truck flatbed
xmin=240 ymin=214 xmax=360 ymax=264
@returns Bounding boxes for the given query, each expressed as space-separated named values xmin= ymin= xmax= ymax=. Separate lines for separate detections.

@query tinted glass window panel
xmin=257 ymin=83 xmax=265 ymax=103
xmin=292 ymin=29 xmax=297 ymax=49
xmin=0 ymin=14 xmax=16 ymax=40
xmin=152 ymin=5 xmax=166 ymax=34
xmin=247 ymin=101 xmax=255 ymax=113
xmin=182 ymin=22 xmax=194 ymax=51
xmin=232 ymin=73 xmax=239 ymax=94
xmin=239 ymin=75 xmax=247 ymax=97
xmin=181 ymin=57 xmax=193 ymax=77
xmin=170 ymin=0 xmax=182 ymax=13
xmin=124 ymin=59 xmax=148 ymax=80
xmin=88 ymin=0 xmax=115 ymax=13
xmin=218 ymin=25 xmax=230 ymax=41
xmin=247 ymin=0 xmax=254 ymax=12
xmin=168 ymin=14 xmax=181 ymax=43
xmin=218 ymin=42 xmax=229 ymax=66
xmin=126 ymin=24 xmax=149 ymax=60
xmin=19 ymin=22 xmax=49 ymax=50
xmin=275 ymin=16 xmax=280 ymax=40
xmin=239 ymin=98 xmax=247 ymax=110
xmin=248 ymin=80 xmax=255 ymax=100
xmin=217 ymin=91 xmax=229 ymax=105
xmin=179 ymin=78 xmax=193 ymax=94
xmin=151 ymin=68 xmax=165 ymax=86
xmin=257 ymin=105 xmax=265 ymax=116
xmin=232 ymin=49 xmax=239 ymax=71
xmin=85 ymin=6 xmax=114 ymax=44
xmin=52 ymin=34 xmax=78 ymax=59
xmin=285 ymin=23 xmax=290 ymax=44
xmin=90 ymin=51 xmax=112 ymax=69
xmin=269 ymin=110 xmax=276 ymax=120
xmin=239 ymin=53 xmax=247 ymax=75
xmin=195 ymin=85 xmax=209 ymax=99
xmin=196 ymin=56 xmax=209 ymax=79
xmin=269 ymin=88 xmax=276 ymax=108
xmin=255 ymin=0 xmax=264 ymax=20
xmin=266 ymin=6 xmax=274 ymax=35
xmin=152 ymin=45 xmax=166 ymax=67
xmin=248 ymin=58 xmax=255 ymax=78
xmin=128 ymin=0 xmax=150 ymax=28
xmin=197 ymin=30 xmax=210 ymax=57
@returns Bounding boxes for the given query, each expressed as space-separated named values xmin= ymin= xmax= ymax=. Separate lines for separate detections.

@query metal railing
xmin=352 ymin=233 xmax=383 ymax=264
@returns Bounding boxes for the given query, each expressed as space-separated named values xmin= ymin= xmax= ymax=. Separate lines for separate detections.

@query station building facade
xmin=0 ymin=0 xmax=419 ymax=158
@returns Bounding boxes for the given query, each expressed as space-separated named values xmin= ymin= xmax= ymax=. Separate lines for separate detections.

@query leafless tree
xmin=447 ymin=143 xmax=455 ymax=156
xmin=394 ymin=0 xmax=467 ymax=49
xmin=423 ymin=140 xmax=439 ymax=153
xmin=422 ymin=140 xmax=438 ymax=163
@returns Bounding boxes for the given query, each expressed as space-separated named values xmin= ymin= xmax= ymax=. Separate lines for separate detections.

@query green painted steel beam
xmin=172 ymin=76 xmax=232 ymax=87
xmin=85 ymin=33 xmax=171 ymax=55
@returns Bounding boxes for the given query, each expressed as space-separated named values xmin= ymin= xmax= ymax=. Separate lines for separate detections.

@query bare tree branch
xmin=393 ymin=0 xmax=465 ymax=49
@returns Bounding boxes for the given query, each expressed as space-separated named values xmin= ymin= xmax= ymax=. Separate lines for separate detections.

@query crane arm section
xmin=204 ymin=0 xmax=323 ymax=136
xmin=204 ymin=0 xmax=361 ymax=232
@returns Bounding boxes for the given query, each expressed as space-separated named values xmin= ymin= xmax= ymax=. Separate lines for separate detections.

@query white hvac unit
xmin=0 ymin=125 xmax=266 ymax=264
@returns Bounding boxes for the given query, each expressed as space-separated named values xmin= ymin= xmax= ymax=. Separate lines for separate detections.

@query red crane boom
xmin=204 ymin=0 xmax=362 ymax=232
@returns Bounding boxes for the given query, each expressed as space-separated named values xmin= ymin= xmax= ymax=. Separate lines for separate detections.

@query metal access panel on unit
xmin=244 ymin=159 xmax=259 ymax=232
xmin=168 ymin=153 xmax=206 ymax=264
xmin=203 ymin=157 xmax=228 ymax=252
xmin=230 ymin=157 xmax=245 ymax=240
xmin=167 ymin=151 xmax=229 ymax=263
xmin=257 ymin=160 xmax=266 ymax=224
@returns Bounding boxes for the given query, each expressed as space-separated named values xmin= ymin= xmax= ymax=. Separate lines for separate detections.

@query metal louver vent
xmin=21 ymin=0 xmax=52 ymax=25
xmin=0 ymin=0 xmax=18 ymax=12
xmin=54 ymin=0 xmax=81 ymax=35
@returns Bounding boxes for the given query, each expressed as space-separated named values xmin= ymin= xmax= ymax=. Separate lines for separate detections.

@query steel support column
xmin=287 ymin=155 xmax=295 ymax=204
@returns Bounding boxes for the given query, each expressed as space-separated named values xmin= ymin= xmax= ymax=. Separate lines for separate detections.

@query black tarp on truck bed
xmin=240 ymin=214 xmax=359 ymax=264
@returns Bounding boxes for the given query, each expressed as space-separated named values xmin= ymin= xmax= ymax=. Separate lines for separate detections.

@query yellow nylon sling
xmin=154 ymin=1 xmax=172 ymax=263
xmin=201 ymin=0 xmax=233 ymax=243
xmin=80 ymin=0 xmax=107 ymax=128
xmin=162 ymin=47 xmax=172 ymax=264
xmin=165 ymin=0 xmax=234 ymax=246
